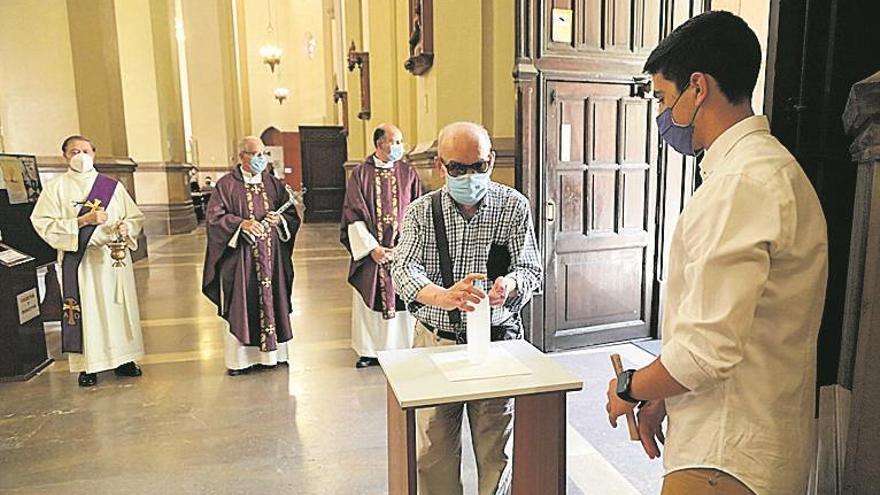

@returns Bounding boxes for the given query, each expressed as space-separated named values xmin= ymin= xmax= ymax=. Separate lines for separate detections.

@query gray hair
xmin=238 ymin=136 xmax=263 ymax=153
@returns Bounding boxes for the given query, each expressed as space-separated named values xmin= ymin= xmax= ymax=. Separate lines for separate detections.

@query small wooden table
xmin=378 ymin=339 xmax=583 ymax=494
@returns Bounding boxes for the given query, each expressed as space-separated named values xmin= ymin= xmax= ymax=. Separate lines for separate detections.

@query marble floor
xmin=0 ymin=224 xmax=663 ymax=494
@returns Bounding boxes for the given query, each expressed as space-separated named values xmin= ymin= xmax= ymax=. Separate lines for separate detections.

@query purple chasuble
xmin=202 ymin=168 xmax=300 ymax=351
xmin=340 ymin=155 xmax=422 ymax=319
xmin=60 ymin=174 xmax=118 ymax=354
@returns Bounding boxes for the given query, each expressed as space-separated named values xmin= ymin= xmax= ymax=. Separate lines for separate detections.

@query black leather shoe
xmin=227 ymin=367 xmax=250 ymax=376
xmin=78 ymin=372 xmax=97 ymax=387
xmin=114 ymin=362 xmax=142 ymax=377
xmin=355 ymin=357 xmax=379 ymax=369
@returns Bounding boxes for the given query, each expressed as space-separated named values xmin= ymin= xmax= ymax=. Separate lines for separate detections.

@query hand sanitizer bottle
xmin=467 ymin=279 xmax=490 ymax=365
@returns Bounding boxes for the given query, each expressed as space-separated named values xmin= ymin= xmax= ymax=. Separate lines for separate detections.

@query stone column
xmin=65 ymin=0 xmax=197 ymax=237
xmin=841 ymin=71 xmax=880 ymax=494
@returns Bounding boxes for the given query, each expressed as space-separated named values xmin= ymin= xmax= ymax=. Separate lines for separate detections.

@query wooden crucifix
xmin=347 ymin=42 xmax=371 ymax=121
xmin=404 ymin=0 xmax=434 ymax=75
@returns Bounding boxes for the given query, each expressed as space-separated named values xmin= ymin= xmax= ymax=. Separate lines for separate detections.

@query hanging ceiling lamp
xmin=260 ymin=0 xmax=282 ymax=72
xmin=273 ymin=87 xmax=289 ymax=105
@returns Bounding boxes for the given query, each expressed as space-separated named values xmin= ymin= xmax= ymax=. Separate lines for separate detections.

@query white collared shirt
xmin=659 ymin=116 xmax=828 ymax=494
xmin=373 ymin=154 xmax=394 ymax=169
xmin=240 ymin=165 xmax=263 ymax=184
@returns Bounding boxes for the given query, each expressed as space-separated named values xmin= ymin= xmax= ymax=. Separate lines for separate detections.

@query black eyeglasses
xmin=441 ymin=157 xmax=492 ymax=177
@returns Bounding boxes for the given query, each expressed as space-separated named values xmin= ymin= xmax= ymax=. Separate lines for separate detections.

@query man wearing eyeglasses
xmin=202 ymin=136 xmax=301 ymax=376
xmin=341 ymin=124 xmax=423 ymax=369
xmin=391 ymin=122 xmax=542 ymax=494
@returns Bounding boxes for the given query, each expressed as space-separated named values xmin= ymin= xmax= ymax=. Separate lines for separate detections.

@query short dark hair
xmin=373 ymin=126 xmax=386 ymax=148
xmin=643 ymin=11 xmax=761 ymax=104
xmin=61 ymin=135 xmax=95 ymax=153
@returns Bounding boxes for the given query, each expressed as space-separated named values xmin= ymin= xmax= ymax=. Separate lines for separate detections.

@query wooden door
xmin=516 ymin=0 xmax=706 ymax=350
xmin=299 ymin=126 xmax=347 ymax=223
xmin=544 ymin=81 xmax=658 ymax=349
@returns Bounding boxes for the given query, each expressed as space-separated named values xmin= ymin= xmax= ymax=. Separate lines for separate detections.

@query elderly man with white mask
xmin=391 ymin=122 xmax=542 ymax=494
xmin=31 ymin=135 xmax=146 ymax=387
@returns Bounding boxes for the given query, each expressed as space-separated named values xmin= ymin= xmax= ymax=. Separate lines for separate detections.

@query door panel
xmin=516 ymin=0 xmax=704 ymax=350
xmin=545 ymin=80 xmax=657 ymax=349
xmin=299 ymin=126 xmax=347 ymax=223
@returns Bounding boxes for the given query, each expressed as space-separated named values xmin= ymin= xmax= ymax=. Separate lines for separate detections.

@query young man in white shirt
xmin=604 ymin=11 xmax=828 ymax=495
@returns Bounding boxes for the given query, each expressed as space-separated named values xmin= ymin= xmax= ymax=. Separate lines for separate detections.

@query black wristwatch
xmin=616 ymin=369 xmax=640 ymax=404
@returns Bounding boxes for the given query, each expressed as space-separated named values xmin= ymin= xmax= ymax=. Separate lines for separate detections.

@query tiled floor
xmin=0 ymin=224 xmax=663 ymax=494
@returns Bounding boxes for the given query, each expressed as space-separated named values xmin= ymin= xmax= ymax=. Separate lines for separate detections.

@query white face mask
xmin=69 ymin=153 xmax=95 ymax=173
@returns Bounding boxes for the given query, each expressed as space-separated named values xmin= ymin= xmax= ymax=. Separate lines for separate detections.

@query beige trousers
xmin=662 ymin=468 xmax=756 ymax=495
xmin=414 ymin=322 xmax=514 ymax=495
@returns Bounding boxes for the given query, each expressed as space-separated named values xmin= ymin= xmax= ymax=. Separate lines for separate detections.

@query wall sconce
xmin=333 ymin=84 xmax=349 ymax=136
xmin=347 ymin=41 xmax=371 ymax=120
xmin=274 ymin=87 xmax=289 ymax=104
xmin=260 ymin=44 xmax=283 ymax=72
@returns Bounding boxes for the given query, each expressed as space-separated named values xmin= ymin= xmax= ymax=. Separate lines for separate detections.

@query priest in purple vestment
xmin=341 ymin=124 xmax=422 ymax=368
xmin=202 ymin=136 xmax=301 ymax=376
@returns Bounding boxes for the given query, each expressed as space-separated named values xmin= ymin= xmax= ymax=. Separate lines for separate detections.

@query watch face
xmin=617 ymin=371 xmax=630 ymax=394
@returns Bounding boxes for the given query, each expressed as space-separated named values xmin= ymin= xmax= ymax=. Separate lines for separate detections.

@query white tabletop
xmin=378 ymin=340 xmax=583 ymax=409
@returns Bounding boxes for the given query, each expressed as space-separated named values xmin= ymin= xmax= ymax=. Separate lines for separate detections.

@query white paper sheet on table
xmin=429 ymin=346 xmax=533 ymax=382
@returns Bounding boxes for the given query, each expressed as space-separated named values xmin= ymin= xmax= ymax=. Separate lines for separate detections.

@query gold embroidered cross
xmin=261 ymin=278 xmax=272 ymax=288
xmin=84 ymin=199 xmax=104 ymax=213
xmin=63 ymin=298 xmax=81 ymax=325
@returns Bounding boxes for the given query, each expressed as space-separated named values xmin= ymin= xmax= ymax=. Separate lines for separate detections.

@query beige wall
xmin=0 ymin=0 xmax=79 ymax=157
xmin=483 ymin=0 xmax=515 ymax=138
xmin=343 ymin=0 xmax=368 ymax=159
xmin=343 ymin=0 xmax=516 ymax=159
xmin=242 ymin=0 xmax=334 ymax=135
xmin=182 ymin=0 xmax=235 ymax=169
xmin=115 ymin=0 xmax=164 ymax=163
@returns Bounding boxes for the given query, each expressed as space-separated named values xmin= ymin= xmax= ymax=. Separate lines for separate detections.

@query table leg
xmin=512 ymin=391 xmax=567 ymax=495
xmin=387 ymin=383 xmax=417 ymax=494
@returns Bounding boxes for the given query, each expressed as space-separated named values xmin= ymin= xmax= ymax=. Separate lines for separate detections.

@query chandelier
xmin=274 ymin=87 xmax=289 ymax=105
xmin=260 ymin=44 xmax=282 ymax=72
xmin=260 ymin=0 xmax=281 ymax=73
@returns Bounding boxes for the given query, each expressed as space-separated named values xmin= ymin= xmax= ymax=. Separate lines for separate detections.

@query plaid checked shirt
xmin=391 ymin=182 xmax=542 ymax=335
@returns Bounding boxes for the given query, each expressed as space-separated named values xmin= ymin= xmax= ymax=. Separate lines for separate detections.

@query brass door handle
xmin=546 ymin=199 xmax=556 ymax=223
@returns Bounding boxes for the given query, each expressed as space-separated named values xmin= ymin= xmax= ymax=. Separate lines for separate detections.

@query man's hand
xmin=435 ymin=273 xmax=486 ymax=312
xmin=116 ymin=221 xmax=129 ymax=238
xmin=370 ymin=246 xmax=394 ymax=265
xmin=78 ymin=210 xmax=108 ymax=228
xmin=264 ymin=211 xmax=281 ymax=227
xmin=241 ymin=219 xmax=266 ymax=237
xmin=488 ymin=276 xmax=515 ymax=307
xmin=606 ymin=377 xmax=638 ymax=429
xmin=636 ymin=400 xmax=666 ymax=459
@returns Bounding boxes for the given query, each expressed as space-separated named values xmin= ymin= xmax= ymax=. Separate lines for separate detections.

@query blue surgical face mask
xmin=249 ymin=154 xmax=268 ymax=174
xmin=446 ymin=173 xmax=490 ymax=206
xmin=389 ymin=143 xmax=405 ymax=162
xmin=656 ymin=85 xmax=702 ymax=156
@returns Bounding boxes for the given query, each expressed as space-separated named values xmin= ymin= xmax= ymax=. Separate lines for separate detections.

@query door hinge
xmin=546 ymin=199 xmax=557 ymax=223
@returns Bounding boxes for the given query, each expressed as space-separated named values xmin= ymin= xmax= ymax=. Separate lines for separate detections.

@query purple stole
xmin=374 ymin=167 xmax=400 ymax=319
xmin=61 ymin=174 xmax=118 ymax=353
xmin=244 ymin=181 xmax=279 ymax=352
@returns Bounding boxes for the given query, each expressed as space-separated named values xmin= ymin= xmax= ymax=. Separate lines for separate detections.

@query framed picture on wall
xmin=0 ymin=153 xmax=54 ymax=266
xmin=0 ymin=154 xmax=42 ymax=204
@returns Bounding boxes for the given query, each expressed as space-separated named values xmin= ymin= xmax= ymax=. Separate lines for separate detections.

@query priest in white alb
xmin=341 ymin=124 xmax=422 ymax=368
xmin=31 ymin=135 xmax=145 ymax=387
